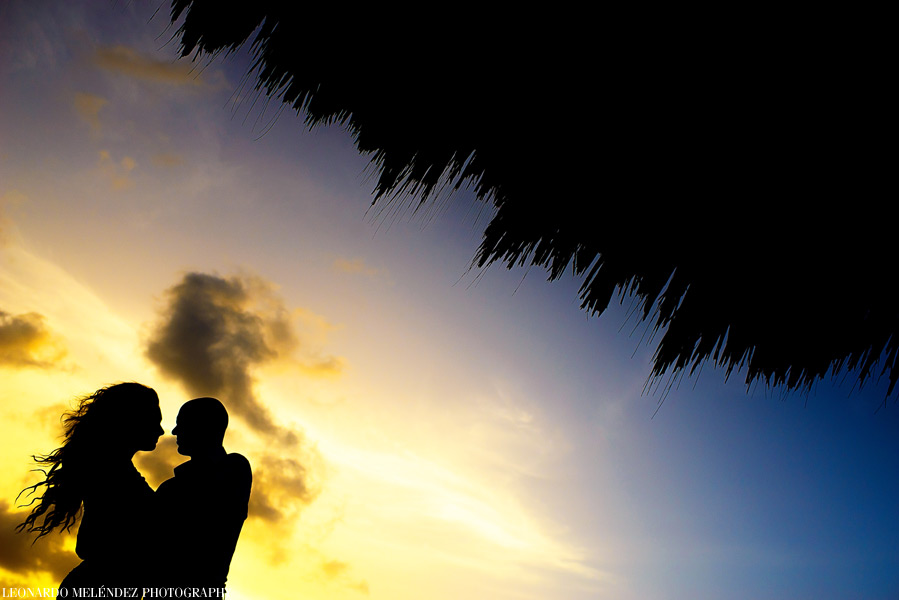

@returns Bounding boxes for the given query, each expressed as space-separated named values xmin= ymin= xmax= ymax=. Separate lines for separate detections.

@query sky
xmin=1 ymin=2 xmax=898 ymax=599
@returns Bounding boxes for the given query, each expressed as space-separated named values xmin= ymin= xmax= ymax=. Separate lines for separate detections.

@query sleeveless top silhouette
xmin=155 ymin=447 xmax=252 ymax=589
xmin=59 ymin=460 xmax=155 ymax=592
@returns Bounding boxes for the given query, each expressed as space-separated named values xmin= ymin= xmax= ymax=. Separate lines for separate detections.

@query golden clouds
xmin=72 ymin=92 xmax=107 ymax=133
xmin=93 ymin=45 xmax=202 ymax=87
xmin=248 ymin=451 xmax=322 ymax=523
xmin=0 ymin=310 xmax=65 ymax=368
xmin=0 ymin=245 xmax=144 ymax=379
xmin=0 ymin=500 xmax=77 ymax=584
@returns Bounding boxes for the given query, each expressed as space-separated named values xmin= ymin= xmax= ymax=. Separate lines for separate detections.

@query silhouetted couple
xmin=17 ymin=383 xmax=252 ymax=597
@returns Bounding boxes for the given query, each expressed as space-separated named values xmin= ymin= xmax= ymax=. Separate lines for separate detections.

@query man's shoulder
xmin=156 ymin=474 xmax=180 ymax=498
xmin=224 ymin=453 xmax=252 ymax=480
xmin=158 ymin=462 xmax=188 ymax=488
xmin=221 ymin=454 xmax=252 ymax=511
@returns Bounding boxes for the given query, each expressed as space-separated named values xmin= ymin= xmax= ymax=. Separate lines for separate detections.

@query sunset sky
xmin=2 ymin=3 xmax=898 ymax=599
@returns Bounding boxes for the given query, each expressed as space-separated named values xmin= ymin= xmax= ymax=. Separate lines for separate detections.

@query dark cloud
xmin=0 ymin=310 xmax=65 ymax=368
xmin=0 ymin=501 xmax=78 ymax=583
xmin=145 ymin=273 xmax=301 ymax=443
xmin=134 ymin=437 xmax=181 ymax=489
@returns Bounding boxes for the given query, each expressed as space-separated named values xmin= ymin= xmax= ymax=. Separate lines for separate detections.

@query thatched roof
xmin=167 ymin=1 xmax=895 ymax=398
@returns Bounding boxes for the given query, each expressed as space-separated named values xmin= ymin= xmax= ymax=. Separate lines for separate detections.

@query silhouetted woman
xmin=17 ymin=382 xmax=164 ymax=594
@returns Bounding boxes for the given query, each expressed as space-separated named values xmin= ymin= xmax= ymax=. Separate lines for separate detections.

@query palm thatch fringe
xmin=167 ymin=1 xmax=895 ymax=399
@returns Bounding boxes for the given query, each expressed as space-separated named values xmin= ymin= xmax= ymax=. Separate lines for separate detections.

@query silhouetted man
xmin=155 ymin=397 xmax=252 ymax=591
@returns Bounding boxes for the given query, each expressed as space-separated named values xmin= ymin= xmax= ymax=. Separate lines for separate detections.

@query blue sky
xmin=1 ymin=2 xmax=898 ymax=599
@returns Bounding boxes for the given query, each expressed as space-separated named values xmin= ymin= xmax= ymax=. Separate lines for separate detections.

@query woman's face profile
xmin=135 ymin=402 xmax=165 ymax=452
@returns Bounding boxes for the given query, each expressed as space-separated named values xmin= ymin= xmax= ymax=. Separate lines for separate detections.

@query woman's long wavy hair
xmin=16 ymin=382 xmax=158 ymax=540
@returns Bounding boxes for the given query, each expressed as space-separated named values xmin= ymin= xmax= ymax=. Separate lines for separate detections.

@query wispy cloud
xmin=333 ymin=258 xmax=379 ymax=278
xmin=93 ymin=45 xmax=203 ymax=87
xmin=349 ymin=580 xmax=370 ymax=595
xmin=321 ymin=558 xmax=348 ymax=578
xmin=151 ymin=153 xmax=185 ymax=168
xmin=0 ymin=245 xmax=145 ymax=378
xmin=320 ymin=439 xmax=606 ymax=585
xmin=0 ymin=310 xmax=66 ymax=368
xmin=97 ymin=150 xmax=136 ymax=191
xmin=72 ymin=92 xmax=107 ymax=133
xmin=321 ymin=559 xmax=369 ymax=595
xmin=0 ymin=190 xmax=26 ymax=247
xmin=0 ymin=5 xmax=68 ymax=75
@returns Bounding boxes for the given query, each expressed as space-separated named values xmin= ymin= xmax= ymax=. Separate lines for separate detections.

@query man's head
xmin=172 ymin=397 xmax=229 ymax=457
